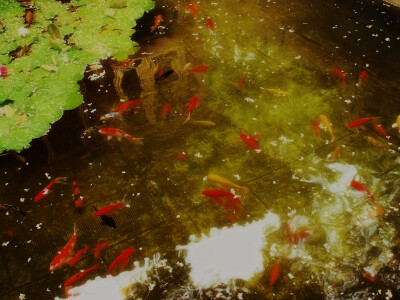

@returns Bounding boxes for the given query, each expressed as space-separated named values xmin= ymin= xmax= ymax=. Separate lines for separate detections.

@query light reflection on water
xmin=1 ymin=0 xmax=400 ymax=299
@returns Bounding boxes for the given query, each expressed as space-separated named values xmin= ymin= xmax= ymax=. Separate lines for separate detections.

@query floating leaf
xmin=0 ymin=0 xmax=155 ymax=152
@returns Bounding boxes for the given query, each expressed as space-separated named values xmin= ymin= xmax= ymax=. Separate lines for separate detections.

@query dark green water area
xmin=1 ymin=0 xmax=400 ymax=299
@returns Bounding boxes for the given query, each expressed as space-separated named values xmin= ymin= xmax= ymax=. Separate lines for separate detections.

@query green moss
xmin=0 ymin=0 xmax=154 ymax=152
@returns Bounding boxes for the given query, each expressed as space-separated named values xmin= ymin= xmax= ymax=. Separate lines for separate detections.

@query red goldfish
xmin=267 ymin=263 xmax=281 ymax=293
xmin=114 ymin=99 xmax=142 ymax=112
xmin=206 ymin=18 xmax=214 ymax=32
xmin=69 ymin=246 xmax=88 ymax=267
xmin=177 ymin=152 xmax=189 ymax=160
xmin=35 ymin=177 xmax=67 ymax=202
xmin=359 ymin=70 xmax=368 ymax=86
xmin=91 ymin=241 xmax=110 ymax=261
xmin=49 ymin=225 xmax=77 ymax=272
xmin=236 ymin=74 xmax=246 ymax=90
xmin=187 ymin=4 xmax=198 ymax=15
xmin=0 ymin=66 xmax=8 ymax=78
xmin=332 ymin=67 xmax=346 ymax=87
xmin=285 ymin=225 xmax=310 ymax=244
xmin=350 ymin=180 xmax=375 ymax=204
xmin=363 ymin=273 xmax=375 ymax=282
xmin=347 ymin=117 xmax=375 ymax=129
xmin=364 ymin=136 xmax=385 ymax=155
xmin=162 ymin=103 xmax=171 ymax=116
xmin=108 ymin=247 xmax=135 ymax=275
xmin=312 ymin=120 xmax=320 ymax=139
xmin=64 ymin=264 xmax=100 ymax=286
xmin=240 ymin=134 xmax=261 ymax=154
xmin=372 ymin=123 xmax=389 ymax=138
xmin=73 ymin=180 xmax=83 ymax=208
xmin=98 ymin=128 xmax=143 ymax=144
xmin=93 ymin=202 xmax=125 ymax=217
xmin=151 ymin=14 xmax=163 ymax=32
xmin=185 ymin=96 xmax=199 ymax=119
xmin=202 ymin=190 xmax=242 ymax=213
xmin=188 ymin=66 xmax=209 ymax=73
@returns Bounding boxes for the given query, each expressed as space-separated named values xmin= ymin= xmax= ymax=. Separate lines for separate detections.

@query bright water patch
xmin=177 ymin=212 xmax=280 ymax=288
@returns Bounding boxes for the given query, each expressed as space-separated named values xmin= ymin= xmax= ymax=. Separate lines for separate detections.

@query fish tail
xmin=19 ymin=209 xmax=29 ymax=216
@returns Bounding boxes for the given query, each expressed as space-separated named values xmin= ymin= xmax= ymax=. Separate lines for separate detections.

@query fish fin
xmin=183 ymin=114 xmax=191 ymax=124
xmin=107 ymin=136 xmax=112 ymax=141
xmin=132 ymin=138 xmax=143 ymax=145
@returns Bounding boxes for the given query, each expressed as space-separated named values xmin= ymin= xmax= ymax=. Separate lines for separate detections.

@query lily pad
xmin=0 ymin=0 xmax=154 ymax=152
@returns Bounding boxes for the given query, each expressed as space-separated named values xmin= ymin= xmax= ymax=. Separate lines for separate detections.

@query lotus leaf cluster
xmin=0 ymin=0 xmax=154 ymax=152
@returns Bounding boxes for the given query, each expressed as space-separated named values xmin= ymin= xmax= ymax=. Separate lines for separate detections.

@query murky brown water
xmin=1 ymin=0 xmax=400 ymax=299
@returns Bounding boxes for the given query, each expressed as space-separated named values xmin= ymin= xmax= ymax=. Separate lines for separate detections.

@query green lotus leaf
xmin=0 ymin=0 xmax=154 ymax=152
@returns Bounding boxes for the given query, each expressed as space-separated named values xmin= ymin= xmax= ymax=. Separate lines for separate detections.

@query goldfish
xmin=191 ymin=120 xmax=216 ymax=127
xmin=363 ymin=273 xmax=375 ymax=282
xmin=358 ymin=70 xmax=368 ymax=86
xmin=319 ymin=115 xmax=334 ymax=142
xmin=206 ymin=18 xmax=214 ymax=31
xmin=49 ymin=225 xmax=77 ymax=272
xmin=352 ymin=204 xmax=384 ymax=222
xmin=202 ymin=190 xmax=242 ymax=213
xmin=72 ymin=180 xmax=84 ymax=208
xmin=94 ymin=206 xmax=117 ymax=228
xmin=285 ymin=225 xmax=310 ymax=244
xmin=151 ymin=14 xmax=163 ymax=32
xmin=34 ymin=177 xmax=68 ymax=202
xmin=207 ymin=174 xmax=248 ymax=192
xmin=162 ymin=103 xmax=171 ymax=116
xmin=6 ymin=230 xmax=14 ymax=239
xmin=64 ymin=264 xmax=100 ymax=287
xmin=346 ymin=117 xmax=375 ymax=129
xmin=187 ymin=4 xmax=198 ymax=15
xmin=0 ymin=66 xmax=8 ymax=78
xmin=236 ymin=74 xmax=246 ymax=90
xmin=98 ymin=128 xmax=143 ymax=144
xmin=114 ymin=99 xmax=142 ymax=112
xmin=312 ymin=120 xmax=320 ymax=139
xmin=329 ymin=145 xmax=342 ymax=160
xmin=108 ymin=247 xmax=135 ymax=275
xmin=188 ymin=65 xmax=209 ymax=73
xmin=185 ymin=96 xmax=199 ymax=120
xmin=332 ymin=67 xmax=346 ymax=86
xmin=69 ymin=246 xmax=88 ymax=267
xmin=91 ymin=241 xmax=110 ymax=261
xmin=350 ymin=180 xmax=376 ymax=204
xmin=0 ymin=204 xmax=28 ymax=216
xmin=372 ymin=123 xmax=389 ymax=138
xmin=262 ymin=88 xmax=289 ymax=96
xmin=156 ymin=69 xmax=174 ymax=81
xmin=267 ymin=263 xmax=281 ymax=293
xmin=177 ymin=152 xmax=189 ymax=160
xmin=240 ymin=133 xmax=261 ymax=154
xmin=93 ymin=202 xmax=125 ymax=217
xmin=364 ymin=136 xmax=385 ymax=155
xmin=100 ymin=111 xmax=125 ymax=121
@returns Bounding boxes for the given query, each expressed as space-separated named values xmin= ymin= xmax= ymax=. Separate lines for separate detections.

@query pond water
xmin=1 ymin=0 xmax=400 ymax=299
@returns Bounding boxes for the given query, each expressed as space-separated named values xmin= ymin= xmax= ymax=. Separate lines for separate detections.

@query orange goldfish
xmin=267 ymin=263 xmax=281 ymax=293
xmin=64 ymin=264 xmax=99 ymax=286
xmin=187 ymin=4 xmax=198 ymax=15
xmin=49 ymin=225 xmax=77 ymax=272
xmin=35 ymin=177 xmax=67 ymax=202
xmin=69 ymin=246 xmax=88 ymax=267
xmin=93 ymin=202 xmax=125 ymax=217
xmin=98 ymin=128 xmax=143 ymax=144
xmin=108 ymin=247 xmax=135 ymax=275
xmin=91 ymin=241 xmax=110 ymax=261
xmin=151 ymin=14 xmax=163 ymax=32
